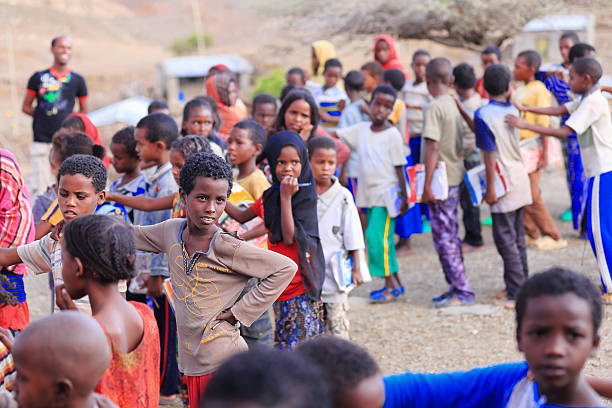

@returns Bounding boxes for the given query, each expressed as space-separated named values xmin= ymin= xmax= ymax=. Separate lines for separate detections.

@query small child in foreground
xmin=309 ymin=137 xmax=365 ymax=339
xmin=57 ymin=214 xmax=160 ymax=408
xmin=506 ymin=57 xmax=612 ymax=303
xmin=336 ymin=85 xmax=408 ymax=302
xmin=203 ymin=348 xmax=331 ymax=408
xmin=384 ymin=268 xmax=608 ymax=407
xmin=132 ymin=152 xmax=297 ymax=407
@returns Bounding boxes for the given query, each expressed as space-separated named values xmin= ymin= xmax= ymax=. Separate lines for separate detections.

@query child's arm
xmin=348 ymin=249 xmax=362 ymax=286
xmin=319 ymin=109 xmax=337 ymax=123
xmin=505 ymin=115 xmax=573 ymax=139
xmin=482 ymin=150 xmax=498 ymax=205
xmin=0 ymin=248 xmax=22 ymax=269
xmin=106 ymin=192 xmax=174 ymax=212
xmin=239 ymin=221 xmax=267 ymax=241
xmin=279 ymin=176 xmax=298 ymax=246
xmin=394 ymin=165 xmax=409 ymax=214
xmin=587 ymin=376 xmax=612 ymax=400
xmin=225 ymin=202 xmax=257 ymax=224
xmin=512 ymin=98 xmax=568 ymax=116
xmin=35 ymin=221 xmax=53 ymax=240
xmin=600 ymin=85 xmax=612 ymax=94
xmin=421 ymin=139 xmax=439 ymax=203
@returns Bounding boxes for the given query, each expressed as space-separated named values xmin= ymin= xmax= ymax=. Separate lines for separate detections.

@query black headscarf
xmin=262 ymin=131 xmax=324 ymax=301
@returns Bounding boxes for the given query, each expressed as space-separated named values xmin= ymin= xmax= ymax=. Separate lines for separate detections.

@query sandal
xmin=435 ymin=296 xmax=475 ymax=309
xmin=369 ymin=287 xmax=388 ymax=297
xmin=431 ymin=292 xmax=451 ymax=302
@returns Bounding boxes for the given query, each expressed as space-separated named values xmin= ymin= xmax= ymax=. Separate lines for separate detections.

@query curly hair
xmin=110 ymin=126 xmax=137 ymax=158
xmin=136 ymin=113 xmax=179 ymax=149
xmin=63 ymin=215 xmax=135 ymax=283
xmin=233 ymin=119 xmax=266 ymax=147
xmin=52 ymin=131 xmax=104 ymax=163
xmin=171 ymin=135 xmax=212 ymax=158
xmin=179 ymin=152 xmax=233 ymax=196
xmin=58 ymin=154 xmax=107 ymax=192
xmin=516 ymin=267 xmax=603 ymax=336
xmin=297 ymin=336 xmax=380 ymax=403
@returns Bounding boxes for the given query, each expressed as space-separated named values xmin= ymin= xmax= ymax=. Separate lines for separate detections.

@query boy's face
xmin=411 ymin=55 xmax=430 ymax=82
xmin=568 ymin=66 xmax=592 ymax=95
xmin=275 ymin=145 xmax=302 ymax=181
xmin=57 ymin=174 xmax=105 ymax=222
xmin=183 ymin=107 xmax=214 ymax=139
xmin=370 ymin=93 xmax=395 ymax=124
xmin=61 ymin=240 xmax=86 ymax=300
xmin=110 ymin=142 xmax=139 ymax=175
xmin=286 ymin=73 xmax=305 ymax=87
xmin=13 ymin=347 xmax=58 ymax=408
xmin=227 ymin=128 xmax=261 ymax=167
xmin=252 ymin=102 xmax=277 ymax=131
xmin=374 ymin=40 xmax=390 ymax=64
xmin=284 ymin=99 xmax=312 ymax=138
xmin=481 ymin=52 xmax=500 ymax=69
xmin=135 ymin=127 xmax=166 ymax=163
xmin=362 ymin=70 xmax=379 ymax=93
xmin=51 ymin=37 xmax=72 ymax=66
xmin=310 ymin=147 xmax=336 ymax=187
xmin=517 ymin=293 xmax=599 ymax=397
xmin=559 ymin=37 xmax=575 ymax=65
xmin=182 ymin=176 xmax=229 ymax=231
xmin=338 ymin=374 xmax=386 ymax=408
xmin=170 ymin=149 xmax=186 ymax=186
xmin=323 ymin=66 xmax=342 ymax=89
xmin=513 ymin=56 xmax=534 ymax=82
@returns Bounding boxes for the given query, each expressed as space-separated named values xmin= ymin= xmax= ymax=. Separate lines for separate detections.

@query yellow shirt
xmin=388 ymin=99 xmax=405 ymax=125
xmin=236 ymin=169 xmax=270 ymax=200
xmin=516 ymin=81 xmax=552 ymax=140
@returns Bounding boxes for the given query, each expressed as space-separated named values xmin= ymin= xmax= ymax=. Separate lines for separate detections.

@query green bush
xmin=170 ymin=33 xmax=214 ymax=55
xmin=252 ymin=68 xmax=285 ymax=99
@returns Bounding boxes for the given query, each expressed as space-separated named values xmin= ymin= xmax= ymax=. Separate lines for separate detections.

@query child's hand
xmin=298 ymin=124 xmax=313 ymax=140
xmin=0 ymin=328 xmax=14 ymax=351
xmin=216 ymin=309 xmax=238 ymax=326
xmin=337 ymin=99 xmax=346 ymax=111
xmin=280 ymin=176 xmax=299 ymax=199
xmin=484 ymin=188 xmax=498 ymax=205
xmin=50 ymin=220 xmax=65 ymax=241
xmin=537 ymin=151 xmax=549 ymax=170
xmin=146 ymin=276 xmax=164 ymax=299
xmin=421 ymin=186 xmax=436 ymax=204
xmin=505 ymin=114 xmax=526 ymax=129
xmin=510 ymin=95 xmax=526 ymax=112
xmin=351 ymin=267 xmax=363 ymax=287
xmin=55 ymin=285 xmax=78 ymax=311
xmin=399 ymin=200 xmax=409 ymax=215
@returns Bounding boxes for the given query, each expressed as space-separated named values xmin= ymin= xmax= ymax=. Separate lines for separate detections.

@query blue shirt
xmin=383 ymin=361 xmax=606 ymax=408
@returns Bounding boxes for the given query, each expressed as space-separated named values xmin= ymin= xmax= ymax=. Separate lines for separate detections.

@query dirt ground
xmin=23 ymin=167 xmax=612 ymax=406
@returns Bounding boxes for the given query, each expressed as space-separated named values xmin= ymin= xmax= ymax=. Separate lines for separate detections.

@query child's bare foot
xmin=462 ymin=243 xmax=484 ymax=254
xmin=491 ymin=290 xmax=508 ymax=300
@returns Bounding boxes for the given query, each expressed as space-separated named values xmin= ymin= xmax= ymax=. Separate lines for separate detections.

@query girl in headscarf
xmin=374 ymin=35 xmax=410 ymax=80
xmin=61 ymin=113 xmax=110 ymax=167
xmin=226 ymin=131 xmax=326 ymax=350
xmin=307 ymin=40 xmax=337 ymax=91
xmin=205 ymin=70 xmax=247 ymax=141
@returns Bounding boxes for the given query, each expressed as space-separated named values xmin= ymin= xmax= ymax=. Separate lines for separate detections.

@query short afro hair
xmin=324 ymin=58 xmax=343 ymax=72
xmin=286 ymin=67 xmax=306 ymax=84
xmin=361 ymin=61 xmax=384 ymax=79
xmin=179 ymin=152 xmax=233 ymax=196
xmin=572 ymin=57 xmax=603 ymax=84
xmin=483 ymin=64 xmax=512 ymax=97
xmin=252 ymin=93 xmax=278 ymax=115
xmin=58 ymin=154 xmax=107 ymax=193
xmin=426 ymin=57 xmax=453 ymax=84
xmin=371 ymin=84 xmax=397 ymax=104
xmin=560 ymin=31 xmax=580 ymax=44
xmin=516 ymin=267 xmax=603 ymax=336
xmin=412 ymin=49 xmax=431 ymax=61
xmin=298 ymin=336 xmax=380 ymax=404
xmin=111 ymin=126 xmax=137 ymax=158
xmin=205 ymin=348 xmax=331 ymax=408
xmin=453 ymin=63 xmax=477 ymax=90
xmin=52 ymin=131 xmax=104 ymax=163
xmin=344 ymin=70 xmax=365 ymax=92
xmin=147 ymin=100 xmax=168 ymax=114
xmin=280 ymin=83 xmax=297 ymax=102
xmin=482 ymin=45 xmax=502 ymax=59
xmin=170 ymin=135 xmax=212 ymax=159
xmin=569 ymin=43 xmax=596 ymax=64
xmin=517 ymin=50 xmax=542 ymax=71
xmin=233 ymin=119 xmax=267 ymax=147
xmin=307 ymin=136 xmax=337 ymax=159
xmin=64 ymin=215 xmax=135 ymax=284
xmin=383 ymin=68 xmax=406 ymax=92
xmin=136 ymin=113 xmax=179 ymax=149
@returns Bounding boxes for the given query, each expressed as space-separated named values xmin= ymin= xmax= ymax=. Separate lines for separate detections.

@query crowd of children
xmin=0 ymin=28 xmax=610 ymax=407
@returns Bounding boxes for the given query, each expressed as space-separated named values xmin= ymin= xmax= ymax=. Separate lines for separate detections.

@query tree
xmin=263 ymin=0 xmax=599 ymax=50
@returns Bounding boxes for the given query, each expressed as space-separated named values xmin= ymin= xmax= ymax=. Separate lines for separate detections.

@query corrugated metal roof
xmin=523 ymin=15 xmax=589 ymax=32
xmin=89 ymin=96 xmax=152 ymax=127
xmin=160 ymin=55 xmax=254 ymax=78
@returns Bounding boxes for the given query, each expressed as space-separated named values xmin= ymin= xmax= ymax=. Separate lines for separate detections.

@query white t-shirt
xmin=317 ymin=178 xmax=365 ymax=303
xmin=565 ymin=87 xmax=612 ymax=178
xmin=337 ymin=122 xmax=407 ymax=208
xmin=402 ymin=80 xmax=432 ymax=135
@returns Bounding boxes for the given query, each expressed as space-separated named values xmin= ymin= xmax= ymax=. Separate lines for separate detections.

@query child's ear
xmin=155 ymin=140 xmax=167 ymax=152
xmin=254 ymin=143 xmax=263 ymax=156
xmin=97 ymin=191 xmax=106 ymax=206
xmin=590 ymin=334 xmax=601 ymax=358
xmin=179 ymin=187 xmax=186 ymax=201
xmin=516 ymin=330 xmax=524 ymax=353
xmin=74 ymin=256 xmax=85 ymax=278
xmin=54 ymin=378 xmax=73 ymax=402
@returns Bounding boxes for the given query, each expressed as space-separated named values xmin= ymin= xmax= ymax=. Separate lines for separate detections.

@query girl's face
xmin=60 ymin=239 xmax=86 ymax=300
xmin=284 ymin=99 xmax=311 ymax=135
xmin=183 ymin=107 xmax=214 ymax=138
xmin=411 ymin=55 xmax=430 ymax=82
xmin=170 ymin=148 xmax=186 ymax=185
xmin=375 ymin=40 xmax=390 ymax=64
xmin=275 ymin=145 xmax=302 ymax=181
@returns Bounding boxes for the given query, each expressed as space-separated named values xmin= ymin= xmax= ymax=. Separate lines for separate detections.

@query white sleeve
xmin=340 ymin=190 xmax=365 ymax=251
xmin=565 ymin=97 xmax=600 ymax=135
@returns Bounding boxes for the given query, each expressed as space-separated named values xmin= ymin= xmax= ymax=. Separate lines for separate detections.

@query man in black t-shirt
xmin=22 ymin=35 xmax=88 ymax=196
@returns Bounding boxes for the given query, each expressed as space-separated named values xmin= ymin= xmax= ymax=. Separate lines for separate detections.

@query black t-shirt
xmin=26 ymin=68 xmax=88 ymax=143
